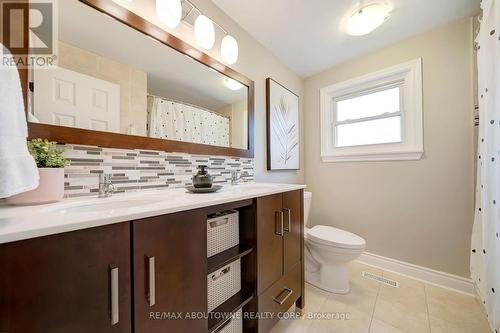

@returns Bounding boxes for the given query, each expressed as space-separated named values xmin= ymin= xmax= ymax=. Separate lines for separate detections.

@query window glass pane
xmin=336 ymin=116 xmax=402 ymax=147
xmin=336 ymin=87 xmax=400 ymax=122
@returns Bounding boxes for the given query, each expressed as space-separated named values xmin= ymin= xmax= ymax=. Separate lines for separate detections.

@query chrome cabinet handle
xmin=275 ymin=211 xmax=284 ymax=236
xmin=110 ymin=266 xmax=119 ymax=325
xmin=273 ymin=287 xmax=293 ymax=305
xmin=280 ymin=211 xmax=285 ymax=236
xmin=147 ymin=256 xmax=156 ymax=307
xmin=283 ymin=208 xmax=292 ymax=233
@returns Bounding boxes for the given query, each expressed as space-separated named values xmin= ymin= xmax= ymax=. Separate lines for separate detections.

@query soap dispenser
xmin=192 ymin=165 xmax=213 ymax=188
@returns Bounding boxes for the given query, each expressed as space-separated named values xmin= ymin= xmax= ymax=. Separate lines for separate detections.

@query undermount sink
xmin=42 ymin=199 xmax=164 ymax=214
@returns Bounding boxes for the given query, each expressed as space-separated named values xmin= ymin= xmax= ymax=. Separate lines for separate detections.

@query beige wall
xmin=137 ymin=0 xmax=305 ymax=184
xmin=58 ymin=41 xmax=148 ymax=136
xmin=230 ymin=99 xmax=248 ymax=149
xmin=304 ymin=18 xmax=475 ymax=277
xmin=218 ymin=99 xmax=248 ymax=149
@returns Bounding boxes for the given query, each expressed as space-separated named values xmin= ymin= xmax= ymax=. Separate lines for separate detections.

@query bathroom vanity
xmin=0 ymin=183 xmax=305 ymax=333
xmin=3 ymin=0 xmax=307 ymax=331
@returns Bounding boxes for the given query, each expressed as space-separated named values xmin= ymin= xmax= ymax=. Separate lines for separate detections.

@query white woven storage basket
xmin=207 ymin=210 xmax=239 ymax=258
xmin=216 ymin=309 xmax=243 ymax=333
xmin=207 ymin=259 xmax=241 ymax=312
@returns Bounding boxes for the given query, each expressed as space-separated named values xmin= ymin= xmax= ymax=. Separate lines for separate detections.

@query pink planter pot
xmin=7 ymin=168 xmax=65 ymax=206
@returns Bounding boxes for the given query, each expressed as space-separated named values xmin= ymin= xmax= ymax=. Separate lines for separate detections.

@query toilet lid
xmin=307 ymin=225 xmax=366 ymax=249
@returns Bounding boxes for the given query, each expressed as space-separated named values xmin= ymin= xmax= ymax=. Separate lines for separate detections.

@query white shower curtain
xmin=470 ymin=1 xmax=499 ymax=332
xmin=148 ymin=97 xmax=230 ymax=147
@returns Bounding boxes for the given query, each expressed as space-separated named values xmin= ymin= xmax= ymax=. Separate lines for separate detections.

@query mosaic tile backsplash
xmin=63 ymin=144 xmax=254 ymax=198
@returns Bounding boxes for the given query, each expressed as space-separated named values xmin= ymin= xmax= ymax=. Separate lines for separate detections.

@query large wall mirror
xmin=27 ymin=0 xmax=254 ymax=157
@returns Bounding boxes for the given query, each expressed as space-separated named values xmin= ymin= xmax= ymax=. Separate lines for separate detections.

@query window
xmin=320 ymin=59 xmax=423 ymax=162
xmin=335 ymin=85 xmax=402 ymax=147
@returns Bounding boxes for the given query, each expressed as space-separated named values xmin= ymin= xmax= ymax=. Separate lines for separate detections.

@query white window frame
xmin=320 ymin=58 xmax=423 ymax=162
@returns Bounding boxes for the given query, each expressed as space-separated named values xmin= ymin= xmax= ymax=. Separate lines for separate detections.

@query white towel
xmin=0 ymin=44 xmax=39 ymax=198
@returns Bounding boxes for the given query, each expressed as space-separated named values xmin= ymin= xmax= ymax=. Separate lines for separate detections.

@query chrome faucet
xmin=230 ymin=170 xmax=246 ymax=185
xmin=98 ymin=173 xmax=115 ymax=198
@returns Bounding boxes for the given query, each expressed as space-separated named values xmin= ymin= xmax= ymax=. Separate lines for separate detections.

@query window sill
xmin=321 ymin=150 xmax=423 ymax=162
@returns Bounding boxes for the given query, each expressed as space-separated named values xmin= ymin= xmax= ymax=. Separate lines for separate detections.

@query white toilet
xmin=303 ymin=191 xmax=366 ymax=294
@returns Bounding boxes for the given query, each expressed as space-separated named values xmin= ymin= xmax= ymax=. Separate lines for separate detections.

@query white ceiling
xmin=212 ymin=0 xmax=481 ymax=77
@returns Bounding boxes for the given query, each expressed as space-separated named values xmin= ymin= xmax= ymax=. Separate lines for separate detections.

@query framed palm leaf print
xmin=266 ymin=78 xmax=300 ymax=170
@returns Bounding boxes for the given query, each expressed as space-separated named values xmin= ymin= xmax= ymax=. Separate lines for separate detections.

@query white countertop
xmin=0 ymin=182 xmax=306 ymax=244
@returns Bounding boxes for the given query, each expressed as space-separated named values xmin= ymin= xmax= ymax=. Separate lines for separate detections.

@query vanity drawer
xmin=257 ymin=263 xmax=301 ymax=332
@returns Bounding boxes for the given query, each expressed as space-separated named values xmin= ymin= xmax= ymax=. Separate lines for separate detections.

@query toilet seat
xmin=307 ymin=225 xmax=365 ymax=250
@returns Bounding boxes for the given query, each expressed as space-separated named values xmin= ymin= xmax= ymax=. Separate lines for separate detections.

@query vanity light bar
xmin=155 ymin=0 xmax=239 ymax=64
xmin=180 ymin=0 xmax=228 ymax=34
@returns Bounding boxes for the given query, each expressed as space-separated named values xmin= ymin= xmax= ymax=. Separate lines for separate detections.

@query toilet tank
xmin=304 ymin=191 xmax=312 ymax=227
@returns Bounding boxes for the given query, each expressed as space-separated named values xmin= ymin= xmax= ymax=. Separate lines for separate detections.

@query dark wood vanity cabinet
xmin=0 ymin=190 xmax=304 ymax=333
xmin=256 ymin=190 xmax=304 ymax=332
xmin=132 ymin=209 xmax=208 ymax=333
xmin=256 ymin=190 xmax=303 ymax=294
xmin=0 ymin=223 xmax=132 ymax=333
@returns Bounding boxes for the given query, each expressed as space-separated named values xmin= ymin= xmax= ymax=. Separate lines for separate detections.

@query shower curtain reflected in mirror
xmin=147 ymin=96 xmax=230 ymax=147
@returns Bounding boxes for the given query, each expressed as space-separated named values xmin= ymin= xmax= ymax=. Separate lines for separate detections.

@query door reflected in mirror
xmin=29 ymin=0 xmax=248 ymax=150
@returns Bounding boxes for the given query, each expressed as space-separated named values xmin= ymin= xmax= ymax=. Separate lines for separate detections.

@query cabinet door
xmin=133 ymin=210 xmax=207 ymax=333
xmin=0 ymin=223 xmax=132 ymax=333
xmin=256 ymin=193 xmax=284 ymax=294
xmin=282 ymin=190 xmax=303 ymax=274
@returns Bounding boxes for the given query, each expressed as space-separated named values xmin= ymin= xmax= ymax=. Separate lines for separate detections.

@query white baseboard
xmin=356 ymin=252 xmax=476 ymax=296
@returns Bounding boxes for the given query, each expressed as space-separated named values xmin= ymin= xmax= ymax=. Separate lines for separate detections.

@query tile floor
xmin=270 ymin=262 xmax=491 ymax=333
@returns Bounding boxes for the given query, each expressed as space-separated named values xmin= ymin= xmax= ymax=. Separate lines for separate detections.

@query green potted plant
xmin=8 ymin=139 xmax=68 ymax=205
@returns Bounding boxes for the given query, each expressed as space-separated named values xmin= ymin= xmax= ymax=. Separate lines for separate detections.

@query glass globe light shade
xmin=194 ymin=15 xmax=215 ymax=50
xmin=221 ymin=34 xmax=239 ymax=64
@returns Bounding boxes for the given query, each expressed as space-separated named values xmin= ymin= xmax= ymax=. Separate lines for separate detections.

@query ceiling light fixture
xmin=156 ymin=0 xmax=182 ymax=29
xmin=194 ymin=15 xmax=215 ymax=50
xmin=345 ymin=3 xmax=389 ymax=36
xmin=220 ymin=35 xmax=239 ymax=65
xmin=224 ymin=78 xmax=244 ymax=91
